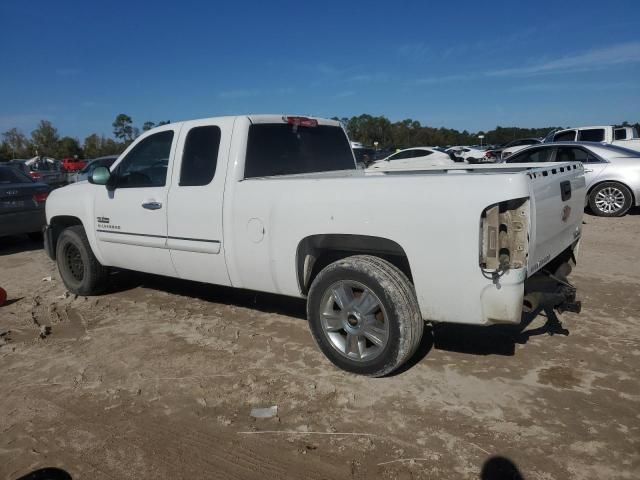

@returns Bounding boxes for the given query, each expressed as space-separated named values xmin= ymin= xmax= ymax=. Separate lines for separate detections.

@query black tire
xmin=307 ymin=255 xmax=424 ymax=377
xmin=588 ymin=182 xmax=633 ymax=217
xmin=55 ymin=225 xmax=108 ymax=295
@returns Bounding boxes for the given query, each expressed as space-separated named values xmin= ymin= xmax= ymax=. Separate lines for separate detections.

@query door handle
xmin=142 ymin=201 xmax=162 ymax=210
xmin=584 ymin=169 xmax=593 ymax=173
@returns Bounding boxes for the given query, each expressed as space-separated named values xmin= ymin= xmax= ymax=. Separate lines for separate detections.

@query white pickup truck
xmin=547 ymin=125 xmax=640 ymax=152
xmin=43 ymin=115 xmax=585 ymax=376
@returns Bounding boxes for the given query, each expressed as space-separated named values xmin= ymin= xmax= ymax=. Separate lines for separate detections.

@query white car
xmin=43 ymin=114 xmax=585 ymax=377
xmin=367 ymin=147 xmax=455 ymax=171
xmin=505 ymin=141 xmax=640 ymax=216
xmin=446 ymin=146 xmax=491 ymax=163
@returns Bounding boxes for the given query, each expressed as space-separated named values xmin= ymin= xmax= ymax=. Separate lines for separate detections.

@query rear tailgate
xmin=525 ymin=162 xmax=585 ymax=275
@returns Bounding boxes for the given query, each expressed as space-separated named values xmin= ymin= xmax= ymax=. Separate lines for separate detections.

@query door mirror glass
xmin=89 ymin=166 xmax=111 ymax=185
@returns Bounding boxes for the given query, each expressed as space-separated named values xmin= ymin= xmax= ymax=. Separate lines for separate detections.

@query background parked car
xmin=445 ymin=146 xmax=493 ymax=163
xmin=16 ymin=157 xmax=67 ymax=187
xmin=0 ymin=165 xmax=50 ymax=239
xmin=487 ymin=138 xmax=542 ymax=160
xmin=505 ymin=142 xmax=640 ymax=217
xmin=61 ymin=157 xmax=88 ymax=172
xmin=69 ymin=155 xmax=118 ymax=183
xmin=544 ymin=125 xmax=640 ymax=152
xmin=367 ymin=147 xmax=455 ymax=171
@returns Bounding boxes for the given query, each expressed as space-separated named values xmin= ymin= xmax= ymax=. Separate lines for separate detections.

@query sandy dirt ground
xmin=1 ymin=210 xmax=639 ymax=480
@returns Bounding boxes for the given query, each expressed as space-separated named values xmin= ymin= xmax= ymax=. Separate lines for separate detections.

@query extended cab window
xmin=244 ymin=123 xmax=354 ymax=178
xmin=507 ymin=147 xmax=552 ymax=163
xmin=179 ymin=126 xmax=221 ymax=186
xmin=115 ymin=131 xmax=174 ymax=188
xmin=553 ymin=130 xmax=577 ymax=142
xmin=578 ymin=129 xmax=605 ymax=142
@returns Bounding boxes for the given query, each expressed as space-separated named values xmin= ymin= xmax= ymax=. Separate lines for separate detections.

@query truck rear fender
xmin=296 ymin=234 xmax=412 ymax=295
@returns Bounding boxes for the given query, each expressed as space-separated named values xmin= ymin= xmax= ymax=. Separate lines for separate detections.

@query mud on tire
xmin=307 ymin=255 xmax=424 ymax=377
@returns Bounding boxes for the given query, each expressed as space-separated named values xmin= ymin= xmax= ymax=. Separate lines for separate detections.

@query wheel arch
xmin=47 ymin=215 xmax=84 ymax=260
xmin=295 ymin=234 xmax=413 ymax=295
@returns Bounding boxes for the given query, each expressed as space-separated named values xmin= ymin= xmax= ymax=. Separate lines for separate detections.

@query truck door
xmin=93 ymin=126 xmax=178 ymax=276
xmin=166 ymin=118 xmax=234 ymax=286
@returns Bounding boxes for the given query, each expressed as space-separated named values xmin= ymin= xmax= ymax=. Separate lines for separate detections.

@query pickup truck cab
xmin=44 ymin=115 xmax=585 ymax=376
xmin=547 ymin=125 xmax=640 ymax=152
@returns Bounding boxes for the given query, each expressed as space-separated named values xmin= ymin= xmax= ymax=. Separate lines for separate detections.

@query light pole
xmin=478 ymin=135 xmax=485 ymax=147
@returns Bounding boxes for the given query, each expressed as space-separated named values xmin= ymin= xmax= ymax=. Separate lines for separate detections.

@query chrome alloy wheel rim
xmin=595 ymin=187 xmax=625 ymax=214
xmin=319 ymin=281 xmax=389 ymax=361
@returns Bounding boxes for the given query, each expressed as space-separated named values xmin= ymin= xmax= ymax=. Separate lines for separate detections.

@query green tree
xmin=112 ymin=114 xmax=135 ymax=143
xmin=83 ymin=134 xmax=125 ymax=158
xmin=57 ymin=136 xmax=83 ymax=158
xmin=142 ymin=121 xmax=156 ymax=131
xmin=31 ymin=120 xmax=59 ymax=157
xmin=2 ymin=128 xmax=32 ymax=158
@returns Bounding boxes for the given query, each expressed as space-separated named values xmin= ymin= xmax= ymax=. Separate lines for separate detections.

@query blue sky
xmin=1 ymin=0 xmax=639 ymax=139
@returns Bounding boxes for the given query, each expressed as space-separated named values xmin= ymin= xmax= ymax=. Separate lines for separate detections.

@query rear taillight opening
xmin=33 ymin=191 xmax=49 ymax=203
xmin=485 ymin=151 xmax=495 ymax=158
xmin=30 ymin=171 xmax=42 ymax=180
xmin=480 ymin=198 xmax=529 ymax=272
xmin=284 ymin=116 xmax=318 ymax=128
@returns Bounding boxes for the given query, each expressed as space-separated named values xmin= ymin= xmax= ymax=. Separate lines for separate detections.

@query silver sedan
xmin=505 ymin=142 xmax=640 ymax=216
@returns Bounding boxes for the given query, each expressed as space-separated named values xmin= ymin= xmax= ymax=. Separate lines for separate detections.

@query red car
xmin=61 ymin=157 xmax=87 ymax=172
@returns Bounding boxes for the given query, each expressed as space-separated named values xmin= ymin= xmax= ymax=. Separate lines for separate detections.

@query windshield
xmin=244 ymin=123 xmax=355 ymax=178
xmin=0 ymin=166 xmax=34 ymax=184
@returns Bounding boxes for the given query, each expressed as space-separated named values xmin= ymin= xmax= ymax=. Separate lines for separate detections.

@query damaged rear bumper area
xmin=523 ymin=247 xmax=581 ymax=316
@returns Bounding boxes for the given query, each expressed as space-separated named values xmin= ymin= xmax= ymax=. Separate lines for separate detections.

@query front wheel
xmin=588 ymin=182 xmax=632 ymax=217
xmin=307 ymin=255 xmax=424 ymax=377
xmin=55 ymin=225 xmax=108 ymax=295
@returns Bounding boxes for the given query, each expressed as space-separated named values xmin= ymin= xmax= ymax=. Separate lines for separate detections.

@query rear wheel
xmin=56 ymin=225 xmax=108 ymax=295
xmin=307 ymin=255 xmax=423 ymax=377
xmin=589 ymin=182 xmax=632 ymax=217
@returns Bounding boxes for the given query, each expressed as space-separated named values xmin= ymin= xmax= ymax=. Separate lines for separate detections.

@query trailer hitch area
xmin=523 ymin=263 xmax=581 ymax=316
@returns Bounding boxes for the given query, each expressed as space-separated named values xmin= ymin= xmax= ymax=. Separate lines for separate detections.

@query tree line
xmin=335 ymin=115 xmax=640 ymax=148
xmin=0 ymin=114 xmax=169 ymax=161
xmin=2 ymin=113 xmax=639 ymax=161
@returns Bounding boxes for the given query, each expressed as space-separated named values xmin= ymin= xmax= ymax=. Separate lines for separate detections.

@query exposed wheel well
xmin=296 ymin=234 xmax=412 ymax=295
xmin=48 ymin=216 xmax=84 ymax=259
xmin=587 ymin=180 xmax=636 ymax=205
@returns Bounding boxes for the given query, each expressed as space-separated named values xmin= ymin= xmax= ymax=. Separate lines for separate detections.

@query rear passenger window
xmin=578 ymin=129 xmax=605 ymax=142
xmin=179 ymin=126 xmax=221 ymax=186
xmin=556 ymin=147 xmax=589 ymax=163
